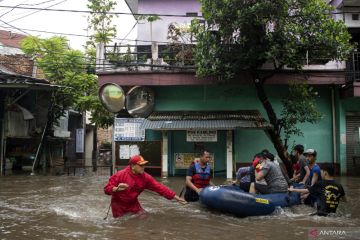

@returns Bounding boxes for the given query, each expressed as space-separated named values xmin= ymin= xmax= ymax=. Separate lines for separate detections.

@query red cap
xmin=252 ymin=157 xmax=261 ymax=168
xmin=128 ymin=155 xmax=148 ymax=165
xmin=252 ymin=157 xmax=263 ymax=172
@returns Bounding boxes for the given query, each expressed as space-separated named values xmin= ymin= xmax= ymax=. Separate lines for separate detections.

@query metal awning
xmin=140 ymin=110 xmax=272 ymax=130
xmin=0 ymin=70 xmax=62 ymax=90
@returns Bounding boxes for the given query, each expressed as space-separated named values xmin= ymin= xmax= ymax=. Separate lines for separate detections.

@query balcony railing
xmin=100 ymin=43 xmax=196 ymax=71
xmin=346 ymin=51 xmax=360 ymax=84
xmin=96 ymin=42 xmax=349 ymax=74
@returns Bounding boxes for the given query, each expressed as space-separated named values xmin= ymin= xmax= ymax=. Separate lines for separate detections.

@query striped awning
xmin=140 ymin=110 xmax=271 ymax=130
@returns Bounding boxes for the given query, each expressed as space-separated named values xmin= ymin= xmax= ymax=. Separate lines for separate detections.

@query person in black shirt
xmin=288 ymin=163 xmax=346 ymax=216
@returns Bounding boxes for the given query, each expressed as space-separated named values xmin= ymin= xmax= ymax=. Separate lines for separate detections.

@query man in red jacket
xmin=104 ymin=155 xmax=187 ymax=218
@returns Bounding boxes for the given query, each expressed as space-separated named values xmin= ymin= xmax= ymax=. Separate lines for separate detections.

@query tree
xmin=87 ymin=0 xmax=117 ymax=46
xmin=192 ymin=0 xmax=353 ymax=175
xmin=85 ymin=0 xmax=119 ymax=125
xmin=21 ymin=36 xmax=113 ymax=128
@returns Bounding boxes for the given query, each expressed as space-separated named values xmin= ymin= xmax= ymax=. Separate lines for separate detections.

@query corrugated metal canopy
xmin=141 ymin=110 xmax=272 ymax=130
xmin=0 ymin=70 xmax=62 ymax=90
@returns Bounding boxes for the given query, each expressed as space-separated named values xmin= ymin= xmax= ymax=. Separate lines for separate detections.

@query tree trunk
xmin=252 ymin=74 xmax=293 ymax=176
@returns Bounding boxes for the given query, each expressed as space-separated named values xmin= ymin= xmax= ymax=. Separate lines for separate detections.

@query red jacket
xmin=104 ymin=166 xmax=176 ymax=218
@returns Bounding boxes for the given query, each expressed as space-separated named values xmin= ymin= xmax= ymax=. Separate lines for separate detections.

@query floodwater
xmin=0 ymin=174 xmax=359 ymax=240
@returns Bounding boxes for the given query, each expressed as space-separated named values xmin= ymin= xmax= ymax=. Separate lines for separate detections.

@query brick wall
xmin=0 ymin=54 xmax=34 ymax=76
xmin=97 ymin=127 xmax=113 ymax=149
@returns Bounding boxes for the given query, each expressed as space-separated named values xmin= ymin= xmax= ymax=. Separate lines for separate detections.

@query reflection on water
xmin=0 ymin=175 xmax=359 ymax=240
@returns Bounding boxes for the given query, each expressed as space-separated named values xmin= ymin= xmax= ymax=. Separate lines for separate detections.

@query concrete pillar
xmin=85 ymin=127 xmax=94 ymax=167
xmin=162 ymin=131 xmax=168 ymax=177
xmin=226 ymin=130 xmax=233 ymax=179
xmin=96 ymin=42 xmax=105 ymax=71
xmin=151 ymin=42 xmax=158 ymax=61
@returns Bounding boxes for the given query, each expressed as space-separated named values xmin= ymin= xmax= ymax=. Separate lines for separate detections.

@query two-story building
xmin=96 ymin=0 xmax=360 ymax=178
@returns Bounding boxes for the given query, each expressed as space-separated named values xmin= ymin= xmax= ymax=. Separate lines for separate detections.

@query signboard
xmin=186 ymin=130 xmax=217 ymax=142
xmin=174 ymin=153 xmax=214 ymax=169
xmin=119 ymin=145 xmax=130 ymax=159
xmin=114 ymin=118 xmax=145 ymax=141
xmin=130 ymin=144 xmax=140 ymax=156
xmin=76 ymin=128 xmax=84 ymax=153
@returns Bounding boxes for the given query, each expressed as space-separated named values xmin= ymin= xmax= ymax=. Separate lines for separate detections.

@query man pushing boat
xmin=104 ymin=155 xmax=187 ymax=218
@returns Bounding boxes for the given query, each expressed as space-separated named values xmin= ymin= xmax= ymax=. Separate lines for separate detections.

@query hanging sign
xmin=76 ymin=128 xmax=84 ymax=153
xmin=186 ymin=130 xmax=217 ymax=142
xmin=114 ymin=118 xmax=145 ymax=141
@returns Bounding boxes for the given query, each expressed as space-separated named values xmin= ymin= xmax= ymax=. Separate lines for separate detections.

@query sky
xmin=0 ymin=0 xmax=137 ymax=51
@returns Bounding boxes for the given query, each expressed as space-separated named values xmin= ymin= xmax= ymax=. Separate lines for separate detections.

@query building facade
xmin=0 ymin=30 xmax=95 ymax=175
xmin=96 ymin=0 xmax=360 ymax=177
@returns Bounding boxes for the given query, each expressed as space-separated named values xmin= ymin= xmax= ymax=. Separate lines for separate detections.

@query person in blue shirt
xmin=303 ymin=148 xmax=322 ymax=205
xmin=304 ymin=149 xmax=322 ymax=187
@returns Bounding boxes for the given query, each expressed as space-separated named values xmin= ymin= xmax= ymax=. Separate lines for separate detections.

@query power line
xmin=0 ymin=25 xmax=173 ymax=44
xmin=0 ymin=19 xmax=28 ymax=35
xmin=0 ymin=0 xmax=59 ymax=19
xmin=119 ymin=21 xmax=138 ymax=45
xmin=0 ymin=5 xmax=204 ymax=18
xmin=1 ymin=4 xmax=360 ymax=17
xmin=5 ymin=0 xmax=69 ymax=24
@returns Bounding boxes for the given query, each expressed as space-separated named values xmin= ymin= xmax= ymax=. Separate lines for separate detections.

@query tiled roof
xmin=0 ymin=30 xmax=27 ymax=49
xmin=141 ymin=110 xmax=271 ymax=130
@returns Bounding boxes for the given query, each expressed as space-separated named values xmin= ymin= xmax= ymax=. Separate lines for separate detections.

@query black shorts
xmin=239 ymin=182 xmax=251 ymax=192
xmin=184 ymin=187 xmax=199 ymax=202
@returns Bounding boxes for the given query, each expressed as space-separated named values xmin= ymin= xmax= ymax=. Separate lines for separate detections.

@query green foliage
xmin=192 ymin=0 xmax=353 ymax=145
xmin=166 ymin=23 xmax=194 ymax=66
xmin=99 ymin=141 xmax=112 ymax=149
xmin=192 ymin=0 xmax=353 ymax=78
xmin=20 ymin=36 xmax=113 ymax=128
xmin=138 ymin=15 xmax=162 ymax=23
xmin=280 ymin=82 xmax=323 ymax=141
xmin=107 ymin=46 xmax=134 ymax=66
xmin=87 ymin=0 xmax=117 ymax=45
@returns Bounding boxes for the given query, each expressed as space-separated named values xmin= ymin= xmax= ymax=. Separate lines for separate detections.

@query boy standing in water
xmin=288 ymin=163 xmax=346 ymax=216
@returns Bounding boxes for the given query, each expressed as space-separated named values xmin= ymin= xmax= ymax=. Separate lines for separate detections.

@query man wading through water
xmin=184 ymin=150 xmax=213 ymax=202
xmin=104 ymin=155 xmax=187 ymax=218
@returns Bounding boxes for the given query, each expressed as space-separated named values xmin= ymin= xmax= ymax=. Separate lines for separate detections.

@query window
xmin=352 ymin=14 xmax=359 ymax=21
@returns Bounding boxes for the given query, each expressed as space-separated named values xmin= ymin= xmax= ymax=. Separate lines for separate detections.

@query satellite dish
xmin=99 ymin=83 xmax=125 ymax=113
xmin=126 ymin=86 xmax=155 ymax=118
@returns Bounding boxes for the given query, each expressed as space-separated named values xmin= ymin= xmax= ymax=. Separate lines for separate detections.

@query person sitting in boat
xmin=262 ymin=149 xmax=292 ymax=185
xmin=184 ymin=150 xmax=213 ymax=202
xmin=288 ymin=163 xmax=346 ymax=216
xmin=233 ymin=153 xmax=266 ymax=192
xmin=249 ymin=152 xmax=288 ymax=194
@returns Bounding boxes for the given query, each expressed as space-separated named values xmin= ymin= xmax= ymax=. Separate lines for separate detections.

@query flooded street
xmin=1 ymin=174 xmax=359 ymax=240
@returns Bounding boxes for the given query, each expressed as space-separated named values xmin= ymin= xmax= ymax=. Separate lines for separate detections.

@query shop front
xmin=141 ymin=110 xmax=271 ymax=179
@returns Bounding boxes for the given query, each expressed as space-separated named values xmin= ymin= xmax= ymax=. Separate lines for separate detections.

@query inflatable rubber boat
xmin=199 ymin=185 xmax=301 ymax=217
